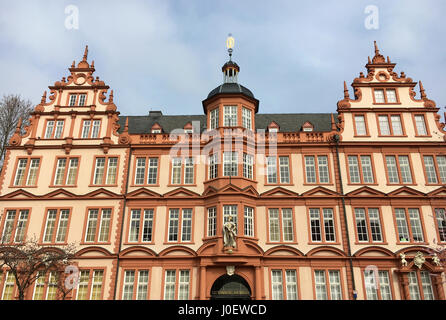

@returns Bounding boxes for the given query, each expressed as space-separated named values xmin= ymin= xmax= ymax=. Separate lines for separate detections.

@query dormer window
xmin=269 ymin=128 xmax=278 ymax=133
xmin=68 ymin=93 xmax=87 ymax=106
xmin=268 ymin=121 xmax=280 ymax=133
xmin=224 ymin=106 xmax=237 ymax=127
xmin=151 ymin=123 xmax=162 ymax=134
xmin=302 ymin=121 xmax=314 ymax=132
xmin=374 ymin=88 xmax=398 ymax=104
xmin=183 ymin=122 xmax=193 ymax=134
xmin=184 ymin=129 xmax=193 ymax=134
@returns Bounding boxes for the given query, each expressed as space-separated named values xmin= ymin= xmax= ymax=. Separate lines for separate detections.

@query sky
xmin=0 ymin=0 xmax=445 ymax=116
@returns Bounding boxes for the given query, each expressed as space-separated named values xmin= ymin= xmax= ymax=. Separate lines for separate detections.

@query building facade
xmin=0 ymin=43 xmax=445 ymax=300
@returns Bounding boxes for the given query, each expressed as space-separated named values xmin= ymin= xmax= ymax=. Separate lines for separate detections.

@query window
xmin=134 ymin=157 xmax=158 ymax=185
xmin=1 ymin=209 xmax=29 ymax=243
xmin=243 ymin=153 xmax=254 ymax=180
xmin=68 ymin=94 xmax=87 ymax=107
xmin=374 ymin=89 xmax=385 ymax=103
xmin=354 ymin=115 xmax=367 ymax=136
xmin=363 ymin=269 xmax=392 ymax=300
xmin=244 ymin=206 xmax=254 ymax=237
xmin=266 ymin=156 xmax=290 ymax=184
xmin=81 ymin=120 xmax=101 ymax=138
xmin=414 ymin=115 xmax=428 ymax=136
xmin=210 ymin=107 xmax=219 ymax=130
xmin=314 ymin=270 xmax=342 ymax=300
xmin=385 ymin=155 xmax=413 ymax=184
xmin=309 ymin=208 xmax=336 ymax=243
xmin=304 ymin=155 xmax=330 ymax=184
xmin=164 ymin=270 xmax=190 ymax=300
xmin=78 ymin=94 xmax=87 ymax=106
xmin=408 ymin=271 xmax=435 ymax=300
xmin=347 ymin=155 xmax=374 ymax=184
xmin=394 ymin=208 xmax=424 ymax=243
xmin=378 ymin=114 xmax=404 ymax=136
xmin=242 ymin=107 xmax=252 ymax=129
xmin=268 ymin=208 xmax=294 ymax=242
xmin=122 ymin=270 xmax=150 ymax=300
xmin=69 ymin=94 xmax=77 ymax=106
xmin=170 ymin=158 xmax=194 ymax=185
xmin=42 ymin=209 xmax=70 ymax=243
xmin=12 ymin=158 xmax=40 ymax=186
xmin=207 ymin=207 xmax=217 ymax=237
xmin=128 ymin=209 xmax=154 ymax=243
xmin=223 ymin=106 xmax=237 ymax=126
xmin=151 ymin=129 xmax=161 ymax=133
xmin=92 ymin=157 xmax=118 ymax=185
xmin=84 ymin=208 xmax=112 ymax=243
xmin=271 ymin=269 xmax=298 ymax=300
xmin=53 ymin=157 xmax=79 ymax=186
xmin=167 ymin=208 xmax=193 ymax=242
xmin=374 ymin=88 xmax=398 ymax=104
xmin=354 ymin=208 xmax=383 ymax=243
xmin=208 ymin=153 xmax=218 ymax=179
xmin=44 ymin=120 xmax=64 ymax=139
xmin=223 ymin=205 xmax=238 ymax=234
xmin=1 ymin=272 xmax=16 ymax=300
xmin=76 ymin=270 xmax=104 ymax=300
xmin=223 ymin=152 xmax=238 ymax=176
xmin=423 ymin=155 xmax=446 ymax=184
xmin=33 ymin=272 xmax=58 ymax=300
xmin=434 ymin=208 xmax=446 ymax=243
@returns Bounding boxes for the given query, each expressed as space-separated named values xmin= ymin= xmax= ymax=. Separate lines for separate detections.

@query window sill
xmin=396 ymin=241 xmax=428 ymax=245
xmin=386 ymin=183 xmax=417 ymax=186
xmin=307 ymin=241 xmax=341 ymax=245
xmin=39 ymin=242 xmax=69 ymax=246
xmin=88 ymin=184 xmax=119 ymax=187
xmin=265 ymin=241 xmax=298 ymax=245
xmin=377 ymin=135 xmax=408 ymax=138
xmin=130 ymin=184 xmax=160 ymax=188
xmin=8 ymin=185 xmax=38 ymax=188
xmin=373 ymin=103 xmax=402 ymax=105
xmin=264 ymin=183 xmax=294 ymax=186
xmin=80 ymin=242 xmax=112 ymax=245
xmin=163 ymin=241 xmax=195 ymax=245
xmin=347 ymin=183 xmax=378 ymax=186
xmin=353 ymin=135 xmax=372 ymax=138
xmin=303 ymin=183 xmax=333 ymax=186
xmin=123 ymin=242 xmax=155 ymax=246
xmin=167 ymin=184 xmax=197 ymax=187
xmin=354 ymin=242 xmax=388 ymax=245
xmin=49 ymin=185 xmax=78 ymax=188
xmin=414 ymin=135 xmax=432 ymax=138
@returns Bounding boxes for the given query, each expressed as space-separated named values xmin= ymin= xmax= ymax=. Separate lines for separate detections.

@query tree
xmin=0 ymin=237 xmax=77 ymax=300
xmin=0 ymin=94 xmax=33 ymax=167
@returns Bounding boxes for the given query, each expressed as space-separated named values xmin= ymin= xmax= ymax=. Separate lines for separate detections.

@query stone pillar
xmin=199 ymin=266 xmax=207 ymax=300
xmin=255 ymin=266 xmax=262 ymax=300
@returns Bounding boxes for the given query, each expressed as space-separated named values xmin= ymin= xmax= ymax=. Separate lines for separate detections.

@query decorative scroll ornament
xmin=400 ymin=253 xmax=408 ymax=267
xmin=414 ymin=252 xmax=425 ymax=269
xmin=226 ymin=266 xmax=235 ymax=276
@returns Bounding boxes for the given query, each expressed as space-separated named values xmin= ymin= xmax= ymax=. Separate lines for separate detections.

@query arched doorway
xmin=210 ymin=274 xmax=252 ymax=300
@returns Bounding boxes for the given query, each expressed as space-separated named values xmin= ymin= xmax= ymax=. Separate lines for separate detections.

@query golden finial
xmin=226 ymin=33 xmax=235 ymax=60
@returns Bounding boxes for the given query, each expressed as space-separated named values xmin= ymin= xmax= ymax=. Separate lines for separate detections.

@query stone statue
xmin=432 ymin=253 xmax=441 ymax=267
xmin=223 ymin=216 xmax=237 ymax=249
xmin=414 ymin=251 xmax=425 ymax=269
xmin=400 ymin=253 xmax=408 ymax=267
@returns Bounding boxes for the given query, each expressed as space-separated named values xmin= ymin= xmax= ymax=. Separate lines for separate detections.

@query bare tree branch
xmin=0 ymin=94 xmax=33 ymax=167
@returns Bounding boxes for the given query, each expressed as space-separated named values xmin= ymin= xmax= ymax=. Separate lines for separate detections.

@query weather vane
xmin=226 ymin=33 xmax=235 ymax=60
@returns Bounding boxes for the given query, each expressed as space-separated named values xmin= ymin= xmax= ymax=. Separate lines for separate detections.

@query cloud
xmin=0 ymin=0 xmax=445 ymax=115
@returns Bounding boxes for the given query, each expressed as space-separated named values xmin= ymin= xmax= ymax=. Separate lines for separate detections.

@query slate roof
xmin=207 ymin=83 xmax=255 ymax=99
xmin=117 ymin=113 xmax=337 ymax=134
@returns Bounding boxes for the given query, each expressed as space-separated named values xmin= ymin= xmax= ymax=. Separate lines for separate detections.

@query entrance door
xmin=210 ymin=274 xmax=251 ymax=300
